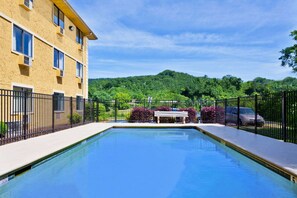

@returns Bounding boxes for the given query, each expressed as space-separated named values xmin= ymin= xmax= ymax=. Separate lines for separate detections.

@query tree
xmin=115 ymin=92 xmax=132 ymax=110
xmin=279 ymin=30 xmax=297 ymax=72
xmin=91 ymin=90 xmax=112 ymax=101
xmin=221 ymin=75 xmax=242 ymax=91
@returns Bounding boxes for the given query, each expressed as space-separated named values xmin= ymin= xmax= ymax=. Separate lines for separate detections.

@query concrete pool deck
xmin=0 ymin=123 xmax=297 ymax=183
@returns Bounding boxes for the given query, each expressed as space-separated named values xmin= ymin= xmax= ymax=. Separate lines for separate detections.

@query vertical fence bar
xmin=115 ymin=99 xmax=118 ymax=122
xmin=292 ymin=91 xmax=297 ymax=143
xmin=5 ymin=90 xmax=8 ymax=142
xmin=237 ymin=97 xmax=240 ymax=130
xmin=224 ymin=99 xmax=227 ymax=126
xmin=255 ymin=94 xmax=258 ymax=134
xmin=214 ymin=100 xmax=218 ymax=123
xmin=23 ymin=91 xmax=27 ymax=139
xmin=0 ymin=90 xmax=2 ymax=144
xmin=83 ymin=98 xmax=86 ymax=124
xmin=96 ymin=100 xmax=99 ymax=122
xmin=282 ymin=91 xmax=287 ymax=142
xmin=70 ymin=97 xmax=73 ymax=128
xmin=52 ymin=94 xmax=55 ymax=132
xmin=91 ymin=100 xmax=94 ymax=122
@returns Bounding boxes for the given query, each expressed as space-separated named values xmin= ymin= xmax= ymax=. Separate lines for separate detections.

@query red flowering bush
xmin=180 ymin=108 xmax=197 ymax=123
xmin=215 ymin=106 xmax=225 ymax=124
xmin=201 ymin=106 xmax=225 ymax=124
xmin=155 ymin=106 xmax=171 ymax=111
xmin=129 ymin=107 xmax=153 ymax=122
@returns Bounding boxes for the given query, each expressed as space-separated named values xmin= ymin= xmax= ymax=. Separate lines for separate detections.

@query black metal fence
xmin=0 ymin=89 xmax=97 ymax=145
xmin=2 ymin=88 xmax=296 ymax=145
xmin=201 ymin=91 xmax=297 ymax=144
xmin=96 ymin=99 xmax=200 ymax=123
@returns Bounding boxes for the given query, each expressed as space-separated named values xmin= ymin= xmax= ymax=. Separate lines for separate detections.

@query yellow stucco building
xmin=0 ymin=0 xmax=97 ymax=99
xmin=0 ymin=0 xmax=98 ymax=139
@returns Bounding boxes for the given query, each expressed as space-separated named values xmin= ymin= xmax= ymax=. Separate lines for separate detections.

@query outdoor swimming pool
xmin=0 ymin=128 xmax=297 ymax=197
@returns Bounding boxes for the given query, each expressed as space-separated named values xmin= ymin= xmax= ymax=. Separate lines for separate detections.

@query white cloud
xmin=68 ymin=0 xmax=297 ymax=80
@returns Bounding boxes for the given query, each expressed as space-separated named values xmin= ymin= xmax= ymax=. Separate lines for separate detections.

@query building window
xmin=21 ymin=0 xmax=33 ymax=10
xmin=13 ymin=25 xmax=33 ymax=57
xmin=54 ymin=49 xmax=64 ymax=70
xmin=13 ymin=86 xmax=33 ymax=113
xmin=76 ymin=96 xmax=83 ymax=111
xmin=25 ymin=0 xmax=34 ymax=7
xmin=76 ymin=62 xmax=83 ymax=78
xmin=76 ymin=28 xmax=83 ymax=44
xmin=53 ymin=5 xmax=64 ymax=29
xmin=53 ymin=92 xmax=64 ymax=111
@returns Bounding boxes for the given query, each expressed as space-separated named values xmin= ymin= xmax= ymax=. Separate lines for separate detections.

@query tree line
xmin=88 ymin=70 xmax=297 ymax=102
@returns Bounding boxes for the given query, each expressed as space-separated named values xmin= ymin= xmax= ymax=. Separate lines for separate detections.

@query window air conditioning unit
xmin=56 ymin=69 xmax=64 ymax=77
xmin=77 ymin=77 xmax=83 ymax=84
xmin=78 ymin=44 xmax=84 ymax=51
xmin=19 ymin=55 xmax=32 ymax=67
xmin=20 ymin=0 xmax=33 ymax=11
xmin=56 ymin=26 xmax=64 ymax=36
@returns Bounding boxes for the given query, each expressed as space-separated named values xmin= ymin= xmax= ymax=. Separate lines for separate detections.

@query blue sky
xmin=68 ymin=0 xmax=297 ymax=81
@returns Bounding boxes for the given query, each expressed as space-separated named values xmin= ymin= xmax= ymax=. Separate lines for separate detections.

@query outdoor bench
xmin=154 ymin=111 xmax=188 ymax=124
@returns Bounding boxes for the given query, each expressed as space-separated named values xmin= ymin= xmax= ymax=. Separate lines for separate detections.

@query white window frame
xmin=53 ymin=4 xmax=65 ymax=29
xmin=76 ymin=95 xmax=84 ymax=111
xmin=12 ymin=24 xmax=34 ymax=58
xmin=53 ymin=48 xmax=64 ymax=70
xmin=53 ymin=91 xmax=65 ymax=112
xmin=11 ymin=83 xmax=34 ymax=114
xmin=76 ymin=62 xmax=83 ymax=78
xmin=25 ymin=0 xmax=34 ymax=8
xmin=76 ymin=27 xmax=83 ymax=45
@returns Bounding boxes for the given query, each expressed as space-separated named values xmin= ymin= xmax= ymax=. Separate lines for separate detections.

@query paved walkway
xmin=0 ymin=123 xmax=297 ymax=182
xmin=198 ymin=124 xmax=297 ymax=176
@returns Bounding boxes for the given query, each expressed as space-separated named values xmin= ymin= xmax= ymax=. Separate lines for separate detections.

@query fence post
xmin=52 ymin=94 xmax=55 ymax=132
xmin=115 ymin=99 xmax=118 ymax=122
xmin=237 ymin=97 xmax=240 ymax=129
xmin=255 ymin=94 xmax=258 ymax=134
xmin=224 ymin=99 xmax=227 ymax=126
xmin=96 ymin=100 xmax=99 ymax=122
xmin=92 ymin=100 xmax=95 ymax=122
xmin=282 ymin=91 xmax=287 ymax=142
xmin=23 ymin=91 xmax=27 ymax=140
xmin=70 ymin=97 xmax=73 ymax=128
xmin=214 ymin=100 xmax=217 ymax=123
xmin=83 ymin=99 xmax=86 ymax=124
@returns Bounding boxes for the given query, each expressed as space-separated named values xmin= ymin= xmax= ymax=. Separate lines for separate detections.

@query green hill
xmin=88 ymin=70 xmax=297 ymax=101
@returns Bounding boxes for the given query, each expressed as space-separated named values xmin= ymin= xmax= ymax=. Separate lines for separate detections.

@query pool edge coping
xmin=195 ymin=126 xmax=297 ymax=183
xmin=0 ymin=126 xmax=113 ymax=183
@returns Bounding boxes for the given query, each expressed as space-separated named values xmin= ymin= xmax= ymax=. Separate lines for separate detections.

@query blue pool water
xmin=1 ymin=128 xmax=297 ymax=198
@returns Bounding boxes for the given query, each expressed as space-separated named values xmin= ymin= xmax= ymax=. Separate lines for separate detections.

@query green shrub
xmin=98 ymin=114 xmax=109 ymax=121
xmin=118 ymin=103 xmax=130 ymax=110
xmin=125 ymin=112 xmax=131 ymax=121
xmin=98 ymin=104 xmax=109 ymax=121
xmin=0 ymin=122 xmax=8 ymax=137
xmin=68 ymin=113 xmax=82 ymax=124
